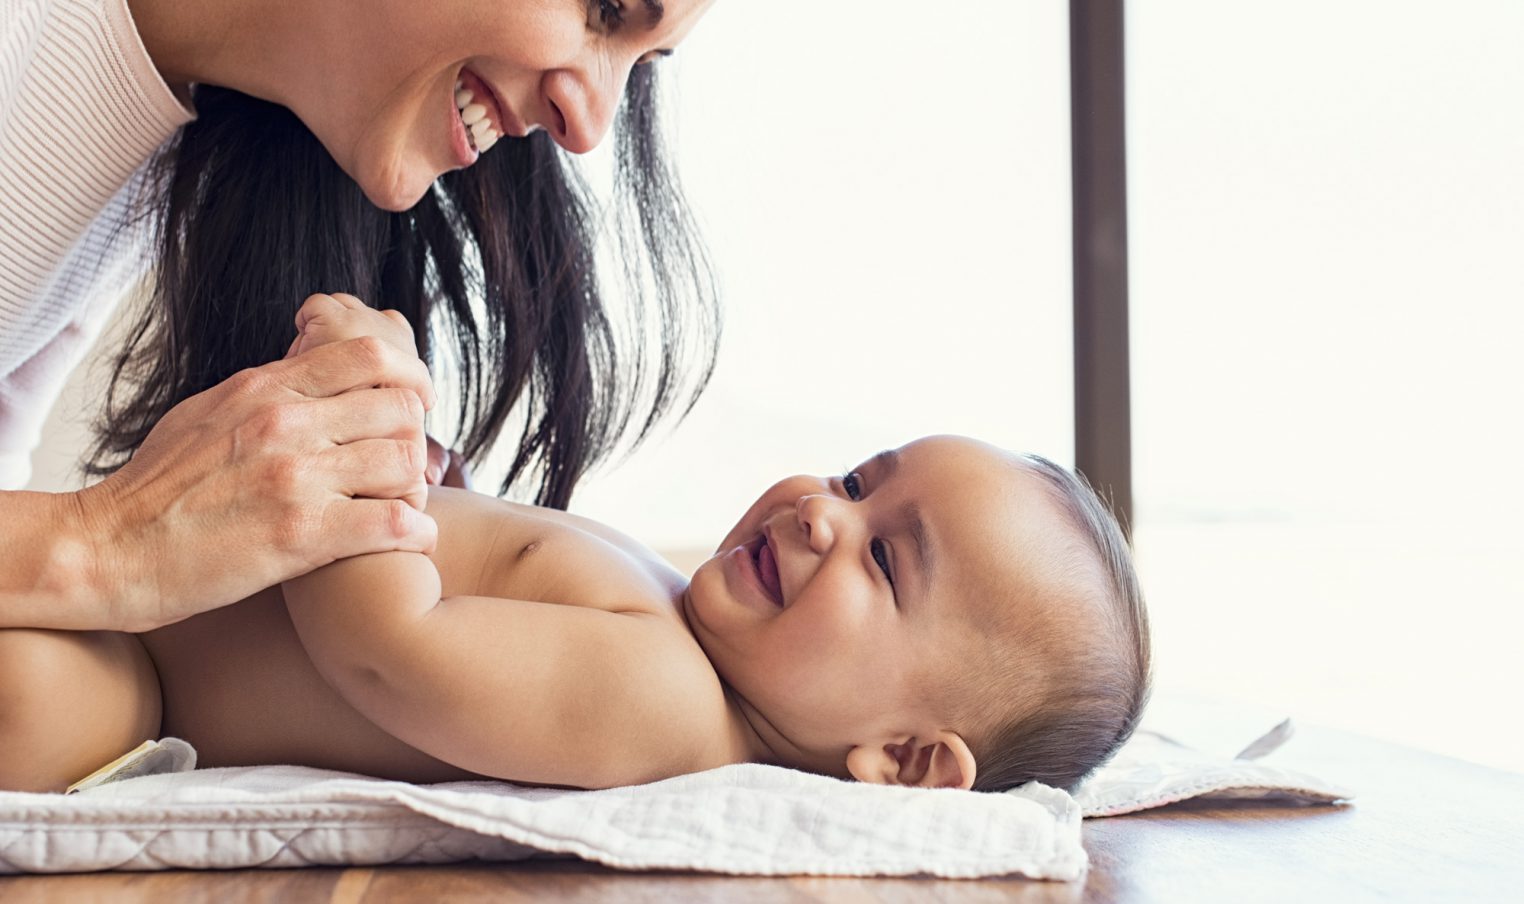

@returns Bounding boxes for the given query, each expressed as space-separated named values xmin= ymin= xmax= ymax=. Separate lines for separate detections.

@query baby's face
xmin=683 ymin=435 xmax=1083 ymax=776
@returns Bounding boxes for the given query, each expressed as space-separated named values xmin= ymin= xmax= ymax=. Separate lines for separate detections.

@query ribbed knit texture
xmin=0 ymin=0 xmax=193 ymax=488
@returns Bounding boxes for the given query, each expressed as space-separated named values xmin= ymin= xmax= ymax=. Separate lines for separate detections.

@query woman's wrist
xmin=65 ymin=481 xmax=136 ymax=628
xmin=0 ymin=487 xmax=117 ymax=630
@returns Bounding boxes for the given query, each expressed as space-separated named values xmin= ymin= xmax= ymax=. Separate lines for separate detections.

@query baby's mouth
xmin=753 ymin=534 xmax=785 ymax=607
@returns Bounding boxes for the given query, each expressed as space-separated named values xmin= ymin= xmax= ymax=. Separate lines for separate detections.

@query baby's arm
xmin=280 ymin=551 xmax=720 ymax=788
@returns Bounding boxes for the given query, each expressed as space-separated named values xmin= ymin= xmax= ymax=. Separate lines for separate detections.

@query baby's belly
xmin=138 ymin=587 xmax=476 ymax=783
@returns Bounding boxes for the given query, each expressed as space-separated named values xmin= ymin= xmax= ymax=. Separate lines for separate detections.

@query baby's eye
xmin=871 ymin=539 xmax=895 ymax=586
xmin=842 ymin=472 xmax=864 ymax=501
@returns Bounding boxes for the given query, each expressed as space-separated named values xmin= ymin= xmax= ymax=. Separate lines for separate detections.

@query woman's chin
xmin=351 ymin=150 xmax=436 ymax=213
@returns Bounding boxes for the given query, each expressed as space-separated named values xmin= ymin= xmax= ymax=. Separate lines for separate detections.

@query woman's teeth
xmin=454 ymin=80 xmax=500 ymax=154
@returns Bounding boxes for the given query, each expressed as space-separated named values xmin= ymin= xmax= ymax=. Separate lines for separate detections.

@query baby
xmin=2 ymin=435 xmax=1150 ymax=795
xmin=0 ymin=308 xmax=1150 ymax=794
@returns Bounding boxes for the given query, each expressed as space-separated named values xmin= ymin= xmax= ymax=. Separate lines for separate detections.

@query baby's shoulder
xmin=437 ymin=490 xmax=685 ymax=619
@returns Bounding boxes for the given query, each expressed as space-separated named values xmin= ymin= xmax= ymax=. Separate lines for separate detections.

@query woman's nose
xmin=540 ymin=65 xmax=625 ymax=155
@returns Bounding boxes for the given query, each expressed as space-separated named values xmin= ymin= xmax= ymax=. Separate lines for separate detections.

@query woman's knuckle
xmin=260 ymin=402 xmax=303 ymax=441
xmin=351 ymin=335 xmax=389 ymax=368
xmin=383 ymin=499 xmax=413 ymax=539
xmin=397 ymin=438 xmax=424 ymax=476
xmin=271 ymin=506 xmax=316 ymax=552
xmin=232 ymin=404 xmax=288 ymax=452
xmin=224 ymin=366 xmax=266 ymax=400
xmin=390 ymin=387 xmax=425 ymax=423
xmin=261 ymin=453 xmax=304 ymax=497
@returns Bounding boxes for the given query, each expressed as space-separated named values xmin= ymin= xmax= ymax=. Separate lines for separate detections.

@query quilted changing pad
xmin=1 ymin=762 xmax=1086 ymax=879
xmin=0 ymin=707 xmax=1350 ymax=878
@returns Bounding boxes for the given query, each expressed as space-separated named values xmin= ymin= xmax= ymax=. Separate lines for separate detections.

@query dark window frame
xmin=1070 ymin=0 xmax=1133 ymax=534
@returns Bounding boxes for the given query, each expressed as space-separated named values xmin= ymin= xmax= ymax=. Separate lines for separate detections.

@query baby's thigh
xmin=0 ymin=629 xmax=162 ymax=792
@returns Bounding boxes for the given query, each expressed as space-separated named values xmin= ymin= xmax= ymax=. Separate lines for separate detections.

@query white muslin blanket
xmin=0 ymin=705 xmax=1350 ymax=878
xmin=0 ymin=762 xmax=1085 ymax=879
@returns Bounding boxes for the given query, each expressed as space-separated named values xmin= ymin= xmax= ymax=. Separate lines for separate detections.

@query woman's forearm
xmin=0 ymin=489 xmax=110 ymax=629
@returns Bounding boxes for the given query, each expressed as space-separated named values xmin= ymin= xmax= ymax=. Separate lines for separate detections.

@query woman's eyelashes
xmin=591 ymin=0 xmax=626 ymax=32
xmin=589 ymin=1 xmax=671 ymax=66
xmin=842 ymin=471 xmax=863 ymax=500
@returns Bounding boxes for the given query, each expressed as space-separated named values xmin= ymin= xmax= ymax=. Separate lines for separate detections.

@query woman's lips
xmin=459 ymin=68 xmax=528 ymax=138
xmin=447 ymin=82 xmax=477 ymax=167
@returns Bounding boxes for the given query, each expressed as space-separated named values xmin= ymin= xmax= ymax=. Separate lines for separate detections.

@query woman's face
xmin=295 ymin=1 xmax=716 ymax=211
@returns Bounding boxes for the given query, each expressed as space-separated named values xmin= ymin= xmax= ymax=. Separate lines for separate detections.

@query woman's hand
xmin=69 ymin=293 xmax=441 ymax=632
xmin=288 ymin=293 xmax=472 ymax=490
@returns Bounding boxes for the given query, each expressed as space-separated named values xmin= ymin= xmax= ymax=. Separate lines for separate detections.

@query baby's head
xmin=683 ymin=435 xmax=1150 ymax=792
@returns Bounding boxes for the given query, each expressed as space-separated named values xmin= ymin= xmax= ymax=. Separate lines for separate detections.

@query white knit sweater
xmin=0 ymin=0 xmax=193 ymax=489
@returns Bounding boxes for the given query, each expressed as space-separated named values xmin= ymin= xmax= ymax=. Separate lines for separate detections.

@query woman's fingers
xmin=317 ymin=498 xmax=439 ymax=565
xmin=325 ymin=438 xmax=430 ymax=512
xmin=289 ymin=388 xmax=427 ymax=447
xmin=282 ymin=391 xmax=430 ymax=506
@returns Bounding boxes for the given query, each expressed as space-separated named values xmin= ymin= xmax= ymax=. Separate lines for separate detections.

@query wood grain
xmin=3 ymin=725 xmax=1520 ymax=902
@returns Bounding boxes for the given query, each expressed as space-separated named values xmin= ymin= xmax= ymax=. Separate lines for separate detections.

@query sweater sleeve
xmin=0 ymin=0 xmax=193 ymax=489
xmin=0 ymin=279 xmax=133 ymax=489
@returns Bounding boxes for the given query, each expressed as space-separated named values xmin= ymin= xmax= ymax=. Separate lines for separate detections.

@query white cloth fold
xmin=0 ymin=762 xmax=1086 ymax=879
xmin=0 ymin=702 xmax=1352 ymax=878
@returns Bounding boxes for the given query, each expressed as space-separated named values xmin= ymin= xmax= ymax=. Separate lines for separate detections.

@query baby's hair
xmin=969 ymin=454 xmax=1152 ymax=793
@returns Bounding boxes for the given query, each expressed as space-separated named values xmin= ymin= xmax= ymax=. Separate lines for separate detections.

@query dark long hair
xmin=87 ymin=65 xmax=718 ymax=508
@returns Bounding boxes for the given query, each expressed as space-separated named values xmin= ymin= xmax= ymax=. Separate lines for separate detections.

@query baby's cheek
xmin=783 ymin=579 xmax=879 ymax=656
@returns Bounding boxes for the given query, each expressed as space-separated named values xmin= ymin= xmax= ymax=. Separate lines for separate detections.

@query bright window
xmin=570 ymin=1 xmax=1075 ymax=551
xmin=1128 ymin=0 xmax=1524 ymax=772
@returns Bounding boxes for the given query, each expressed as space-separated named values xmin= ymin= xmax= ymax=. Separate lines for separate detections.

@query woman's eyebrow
xmin=866 ymin=448 xmax=900 ymax=477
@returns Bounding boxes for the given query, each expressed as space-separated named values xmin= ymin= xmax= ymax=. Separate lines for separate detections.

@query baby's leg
xmin=0 ymin=629 xmax=162 ymax=792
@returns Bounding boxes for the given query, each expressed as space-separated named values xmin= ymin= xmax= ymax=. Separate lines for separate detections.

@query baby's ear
xmin=845 ymin=731 xmax=976 ymax=790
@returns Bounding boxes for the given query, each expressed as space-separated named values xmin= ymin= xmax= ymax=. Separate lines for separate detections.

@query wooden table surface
xmin=3 ymin=724 xmax=1521 ymax=902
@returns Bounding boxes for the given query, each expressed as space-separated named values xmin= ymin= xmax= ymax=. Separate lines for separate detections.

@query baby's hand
xmin=284 ymin=292 xmax=419 ymax=360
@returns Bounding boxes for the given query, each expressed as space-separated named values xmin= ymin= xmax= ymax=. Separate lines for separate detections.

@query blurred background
xmin=30 ymin=1 xmax=1523 ymax=772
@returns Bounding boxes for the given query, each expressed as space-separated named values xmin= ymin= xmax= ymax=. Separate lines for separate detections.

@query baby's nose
xmin=795 ymin=494 xmax=838 ymax=553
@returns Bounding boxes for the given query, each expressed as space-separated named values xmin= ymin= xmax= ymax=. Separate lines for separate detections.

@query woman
xmin=0 ymin=0 xmax=719 ymax=633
